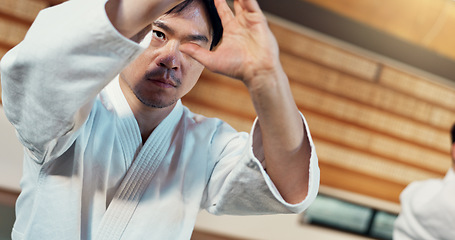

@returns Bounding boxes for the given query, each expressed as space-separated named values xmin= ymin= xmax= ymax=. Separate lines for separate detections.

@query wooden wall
xmin=1 ymin=0 xmax=454 ymax=205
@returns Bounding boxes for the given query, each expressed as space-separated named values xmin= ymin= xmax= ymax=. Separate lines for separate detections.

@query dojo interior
xmin=1 ymin=0 xmax=455 ymax=239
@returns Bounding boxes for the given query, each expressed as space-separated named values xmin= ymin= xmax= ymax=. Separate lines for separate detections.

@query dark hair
xmin=166 ymin=0 xmax=223 ymax=50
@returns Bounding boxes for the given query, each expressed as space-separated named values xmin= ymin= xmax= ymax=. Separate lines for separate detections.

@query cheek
xmin=185 ymin=58 xmax=205 ymax=79
xmin=125 ymin=56 xmax=149 ymax=78
xmin=184 ymin=65 xmax=204 ymax=90
xmin=132 ymin=55 xmax=150 ymax=70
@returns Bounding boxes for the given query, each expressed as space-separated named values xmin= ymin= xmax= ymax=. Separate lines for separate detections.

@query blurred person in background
xmin=394 ymin=124 xmax=455 ymax=239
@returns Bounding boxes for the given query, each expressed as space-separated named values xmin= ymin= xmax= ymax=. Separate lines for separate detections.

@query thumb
xmin=180 ymin=43 xmax=213 ymax=67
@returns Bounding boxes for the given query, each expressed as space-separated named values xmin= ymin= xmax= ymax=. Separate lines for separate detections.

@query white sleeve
xmin=393 ymin=168 xmax=455 ymax=240
xmin=0 ymin=0 xmax=144 ymax=163
xmin=203 ymin=113 xmax=320 ymax=215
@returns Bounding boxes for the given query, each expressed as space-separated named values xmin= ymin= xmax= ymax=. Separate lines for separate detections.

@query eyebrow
xmin=153 ymin=20 xmax=209 ymax=44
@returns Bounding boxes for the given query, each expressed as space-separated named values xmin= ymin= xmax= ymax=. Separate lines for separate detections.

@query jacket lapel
xmin=96 ymin=79 xmax=183 ymax=239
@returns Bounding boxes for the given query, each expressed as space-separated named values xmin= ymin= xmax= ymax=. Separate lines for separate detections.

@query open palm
xmin=180 ymin=0 xmax=281 ymax=85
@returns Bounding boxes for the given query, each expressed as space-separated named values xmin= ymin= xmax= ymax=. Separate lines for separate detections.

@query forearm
xmin=105 ymin=0 xmax=183 ymax=39
xmin=1 ymin=0 xmax=143 ymax=159
xmin=178 ymin=0 xmax=316 ymax=204
xmin=248 ymin=66 xmax=311 ymax=204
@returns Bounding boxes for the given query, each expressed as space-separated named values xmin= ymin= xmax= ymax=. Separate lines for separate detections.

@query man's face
xmin=120 ymin=0 xmax=212 ymax=109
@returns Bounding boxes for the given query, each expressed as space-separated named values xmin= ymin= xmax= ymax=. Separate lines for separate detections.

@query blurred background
xmin=1 ymin=0 xmax=455 ymax=239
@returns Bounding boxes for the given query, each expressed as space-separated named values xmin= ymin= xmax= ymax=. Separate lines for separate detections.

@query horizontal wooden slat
xmin=281 ymin=52 xmax=455 ymax=131
xmin=316 ymin=139 xmax=442 ymax=185
xmin=380 ymin=66 xmax=455 ymax=111
xmin=291 ymin=81 xmax=450 ymax=153
xmin=305 ymin=113 xmax=450 ymax=174
xmin=183 ymin=72 xmax=255 ymax=132
xmin=0 ymin=47 xmax=8 ymax=59
xmin=0 ymin=42 xmax=14 ymax=52
xmin=0 ymin=18 xmax=30 ymax=46
xmin=319 ymin=163 xmax=406 ymax=203
xmin=186 ymin=73 xmax=256 ymax=119
xmin=270 ymin=22 xmax=380 ymax=81
xmin=0 ymin=0 xmax=47 ymax=23
xmin=182 ymin=100 xmax=254 ymax=133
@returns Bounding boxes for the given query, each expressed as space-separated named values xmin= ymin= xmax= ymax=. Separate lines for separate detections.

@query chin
xmin=137 ymin=95 xmax=178 ymax=109
xmin=133 ymin=87 xmax=179 ymax=109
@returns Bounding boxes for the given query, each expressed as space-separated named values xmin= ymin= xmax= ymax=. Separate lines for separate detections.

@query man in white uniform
xmin=394 ymin=124 xmax=455 ymax=239
xmin=0 ymin=0 xmax=320 ymax=239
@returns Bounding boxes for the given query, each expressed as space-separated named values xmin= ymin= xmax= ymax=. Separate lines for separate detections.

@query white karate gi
xmin=0 ymin=0 xmax=320 ymax=239
xmin=394 ymin=168 xmax=455 ymax=240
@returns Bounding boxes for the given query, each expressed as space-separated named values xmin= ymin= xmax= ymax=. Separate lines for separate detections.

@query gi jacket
xmin=0 ymin=0 xmax=320 ymax=239
xmin=394 ymin=168 xmax=455 ymax=240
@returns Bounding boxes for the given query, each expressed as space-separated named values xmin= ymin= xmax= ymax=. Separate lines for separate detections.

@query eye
xmin=152 ymin=30 xmax=165 ymax=41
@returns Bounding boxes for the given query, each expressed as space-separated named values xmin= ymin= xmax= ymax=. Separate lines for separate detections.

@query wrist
xmin=246 ymin=65 xmax=298 ymax=122
xmin=244 ymin=64 xmax=286 ymax=93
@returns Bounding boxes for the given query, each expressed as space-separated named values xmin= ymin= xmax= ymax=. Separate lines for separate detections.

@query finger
xmin=214 ymin=0 xmax=235 ymax=25
xmin=179 ymin=43 xmax=213 ymax=68
xmin=233 ymin=0 xmax=243 ymax=15
xmin=238 ymin=0 xmax=261 ymax=13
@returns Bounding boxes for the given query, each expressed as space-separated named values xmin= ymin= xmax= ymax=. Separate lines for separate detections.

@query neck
xmin=119 ymin=80 xmax=176 ymax=144
xmin=134 ymin=105 xmax=175 ymax=144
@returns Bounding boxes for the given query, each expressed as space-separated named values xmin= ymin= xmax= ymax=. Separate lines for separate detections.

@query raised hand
xmin=182 ymin=0 xmax=312 ymax=204
xmin=180 ymin=0 xmax=282 ymax=88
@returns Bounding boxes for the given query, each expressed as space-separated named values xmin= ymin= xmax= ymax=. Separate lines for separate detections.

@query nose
xmin=157 ymin=41 xmax=180 ymax=70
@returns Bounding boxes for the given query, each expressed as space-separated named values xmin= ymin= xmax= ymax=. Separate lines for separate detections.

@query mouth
xmin=148 ymin=77 xmax=177 ymax=88
xmin=144 ymin=69 xmax=181 ymax=89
